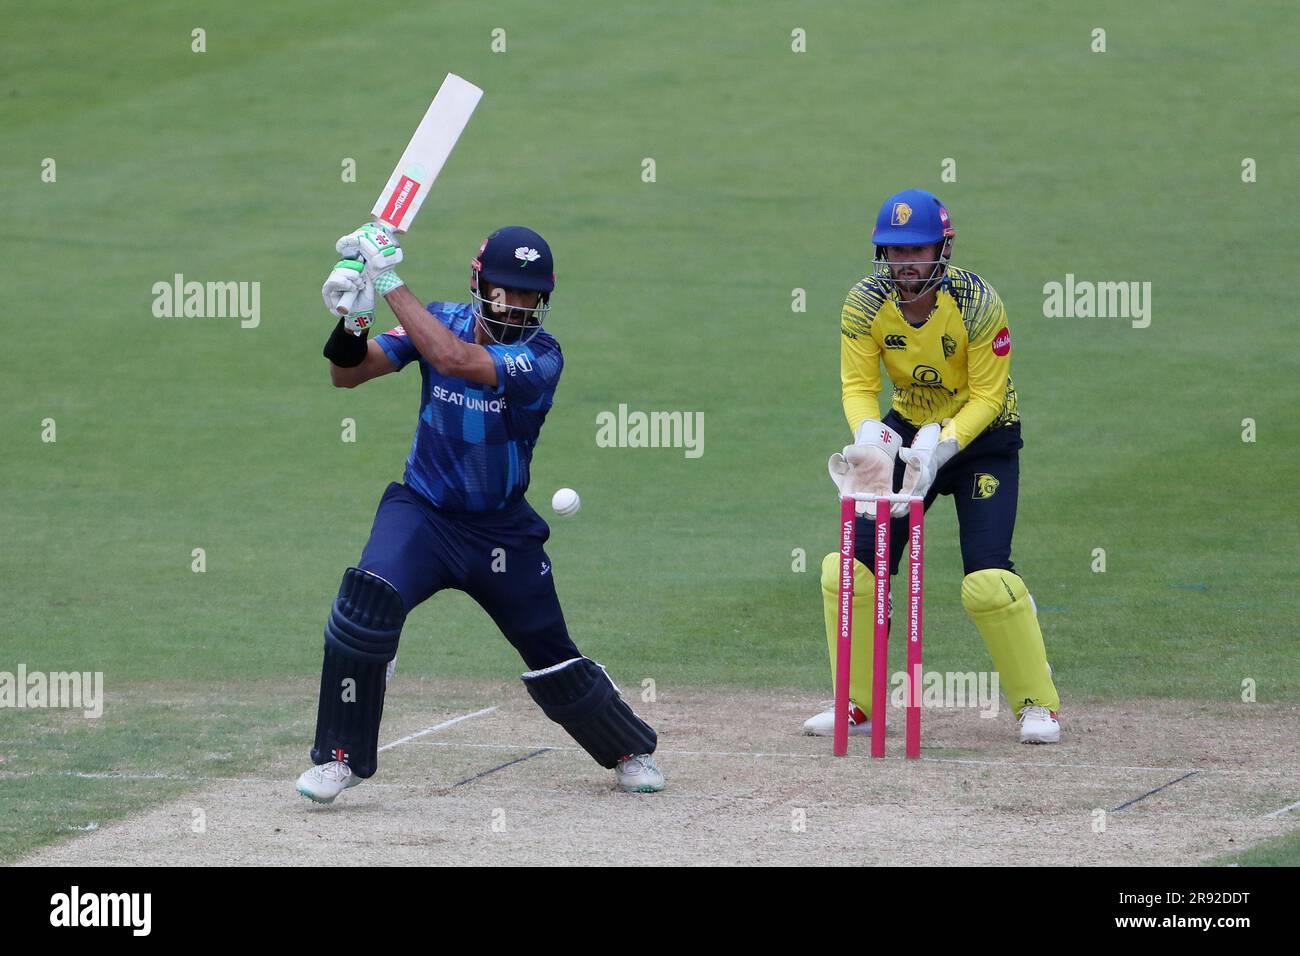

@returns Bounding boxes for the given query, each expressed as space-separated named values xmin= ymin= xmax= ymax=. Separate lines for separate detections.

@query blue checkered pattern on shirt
xmin=375 ymin=302 xmax=563 ymax=512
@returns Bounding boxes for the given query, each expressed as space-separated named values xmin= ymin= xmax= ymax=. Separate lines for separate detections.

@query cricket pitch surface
xmin=16 ymin=682 xmax=1299 ymax=866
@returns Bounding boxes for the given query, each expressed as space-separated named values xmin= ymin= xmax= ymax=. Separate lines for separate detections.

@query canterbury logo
xmin=884 ymin=334 xmax=908 ymax=349
xmin=974 ymin=474 xmax=1000 ymax=499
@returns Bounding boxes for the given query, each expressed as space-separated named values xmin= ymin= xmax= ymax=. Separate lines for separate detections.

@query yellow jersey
xmin=839 ymin=267 xmax=1019 ymax=449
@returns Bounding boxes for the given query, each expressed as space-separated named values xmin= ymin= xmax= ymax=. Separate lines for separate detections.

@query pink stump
xmin=905 ymin=499 xmax=924 ymax=758
xmin=832 ymin=495 xmax=856 ymax=756
xmin=871 ymin=499 xmax=890 ymax=758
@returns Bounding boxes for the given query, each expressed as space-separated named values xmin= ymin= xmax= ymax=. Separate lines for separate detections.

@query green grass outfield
xmin=1209 ymin=828 xmax=1300 ymax=867
xmin=2 ymin=0 xmax=1297 ymax=861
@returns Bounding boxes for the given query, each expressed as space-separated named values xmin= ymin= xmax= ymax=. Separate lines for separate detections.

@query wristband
xmin=323 ymin=317 xmax=369 ymax=368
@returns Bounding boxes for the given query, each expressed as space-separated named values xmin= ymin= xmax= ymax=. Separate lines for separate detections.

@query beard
xmin=893 ymin=272 xmax=927 ymax=296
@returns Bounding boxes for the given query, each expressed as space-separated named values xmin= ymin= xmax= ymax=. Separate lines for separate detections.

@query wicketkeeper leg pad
xmin=521 ymin=657 xmax=657 ymax=769
xmin=961 ymin=568 xmax=1060 ymax=713
xmin=311 ymin=568 xmax=406 ymax=778
xmin=820 ymin=552 xmax=880 ymax=708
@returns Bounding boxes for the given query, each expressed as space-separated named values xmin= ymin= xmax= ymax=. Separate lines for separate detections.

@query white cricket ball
xmin=551 ymin=487 xmax=581 ymax=517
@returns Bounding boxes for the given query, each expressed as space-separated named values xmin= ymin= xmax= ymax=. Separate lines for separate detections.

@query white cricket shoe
xmin=615 ymin=754 xmax=665 ymax=793
xmin=296 ymin=760 xmax=363 ymax=803
xmin=1018 ymin=705 xmax=1061 ymax=744
xmin=802 ymin=701 xmax=882 ymax=736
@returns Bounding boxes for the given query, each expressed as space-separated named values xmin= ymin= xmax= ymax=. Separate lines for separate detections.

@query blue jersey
xmin=374 ymin=302 xmax=563 ymax=512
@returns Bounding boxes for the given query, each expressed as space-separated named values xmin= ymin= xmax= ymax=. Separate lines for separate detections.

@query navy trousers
xmin=853 ymin=413 xmax=1024 ymax=577
xmin=358 ymin=482 xmax=580 ymax=670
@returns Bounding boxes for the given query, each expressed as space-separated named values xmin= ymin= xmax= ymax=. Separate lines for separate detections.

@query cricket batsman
xmin=804 ymin=189 xmax=1062 ymax=744
xmin=295 ymin=224 xmax=664 ymax=802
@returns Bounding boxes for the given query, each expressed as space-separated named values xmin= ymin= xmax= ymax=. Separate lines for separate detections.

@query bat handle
xmin=337 ymin=287 xmax=358 ymax=316
xmin=335 ymin=222 xmax=384 ymax=316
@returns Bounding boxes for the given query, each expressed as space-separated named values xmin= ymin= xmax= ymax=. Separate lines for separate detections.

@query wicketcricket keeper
xmin=295 ymin=224 xmax=664 ymax=802
xmin=805 ymin=189 xmax=1062 ymax=744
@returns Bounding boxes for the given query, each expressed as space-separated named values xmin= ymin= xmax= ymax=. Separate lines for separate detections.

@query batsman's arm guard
xmin=522 ymin=657 xmax=657 ymax=769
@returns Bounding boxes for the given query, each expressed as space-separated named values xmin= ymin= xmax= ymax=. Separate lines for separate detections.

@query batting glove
xmin=336 ymin=223 xmax=405 ymax=296
xmin=322 ymin=260 xmax=376 ymax=332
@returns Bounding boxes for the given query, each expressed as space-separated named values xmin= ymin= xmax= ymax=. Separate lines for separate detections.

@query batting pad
xmin=311 ymin=568 xmax=406 ymax=778
xmin=522 ymin=657 xmax=657 ymax=769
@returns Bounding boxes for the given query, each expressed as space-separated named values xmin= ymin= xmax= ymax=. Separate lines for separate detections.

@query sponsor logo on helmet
xmin=515 ymin=247 xmax=541 ymax=265
xmin=891 ymin=202 xmax=913 ymax=226
xmin=992 ymin=327 xmax=1011 ymax=356
xmin=938 ymin=206 xmax=951 ymax=230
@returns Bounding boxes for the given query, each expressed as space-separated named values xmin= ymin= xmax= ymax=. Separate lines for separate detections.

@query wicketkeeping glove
xmin=895 ymin=422 xmax=958 ymax=515
xmin=828 ymin=419 xmax=903 ymax=515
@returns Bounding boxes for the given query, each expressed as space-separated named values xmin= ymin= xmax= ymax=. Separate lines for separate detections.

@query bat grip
xmin=337 ymin=287 xmax=358 ymax=316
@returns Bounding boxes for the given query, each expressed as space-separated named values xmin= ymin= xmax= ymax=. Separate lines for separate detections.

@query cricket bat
xmin=337 ymin=72 xmax=484 ymax=315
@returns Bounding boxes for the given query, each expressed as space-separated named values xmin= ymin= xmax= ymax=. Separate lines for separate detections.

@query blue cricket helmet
xmin=471 ymin=225 xmax=555 ymax=293
xmin=870 ymin=189 xmax=956 ymax=303
xmin=470 ymin=226 xmax=554 ymax=344
xmin=871 ymin=189 xmax=955 ymax=246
